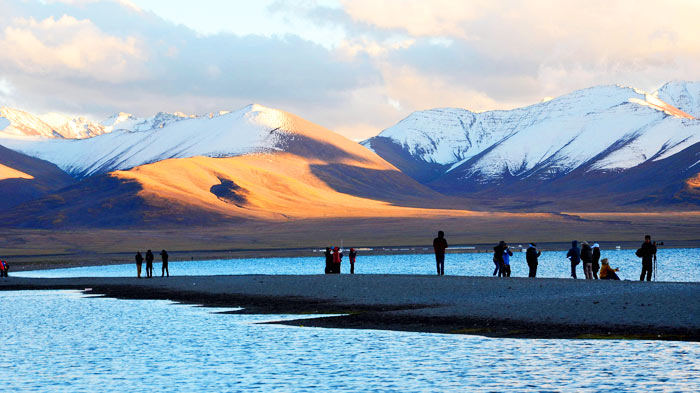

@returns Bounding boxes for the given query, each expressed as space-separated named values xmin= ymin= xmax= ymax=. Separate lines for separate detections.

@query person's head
xmin=582 ymin=241 xmax=589 ymax=247
xmin=162 ymin=249 xmax=166 ymax=253
xmin=572 ymin=240 xmax=578 ymax=247
xmin=593 ymin=243 xmax=600 ymax=249
xmin=601 ymin=258 xmax=609 ymax=265
xmin=334 ymin=247 xmax=339 ymax=251
xmin=529 ymin=243 xmax=536 ymax=248
xmin=499 ymin=240 xmax=505 ymax=246
xmin=645 ymin=235 xmax=651 ymax=243
xmin=438 ymin=230 xmax=444 ymax=238
xmin=350 ymin=248 xmax=355 ymax=252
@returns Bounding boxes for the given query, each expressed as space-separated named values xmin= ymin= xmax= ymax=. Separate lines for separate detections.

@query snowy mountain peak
xmin=655 ymin=80 xmax=700 ymax=118
xmin=364 ymin=81 xmax=700 ymax=184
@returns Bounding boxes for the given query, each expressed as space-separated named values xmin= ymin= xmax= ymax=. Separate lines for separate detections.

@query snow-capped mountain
xmin=0 ymin=104 xmax=397 ymax=179
xmin=363 ymin=82 xmax=700 ymax=188
xmin=100 ymin=111 xmax=194 ymax=132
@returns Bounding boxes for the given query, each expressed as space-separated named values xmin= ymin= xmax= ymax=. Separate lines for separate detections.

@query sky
xmin=1 ymin=0 xmax=700 ymax=140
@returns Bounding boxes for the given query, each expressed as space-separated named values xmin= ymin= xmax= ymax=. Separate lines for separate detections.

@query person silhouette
xmin=433 ymin=231 xmax=448 ymax=276
xmin=145 ymin=250 xmax=154 ymax=278
xmin=160 ymin=249 xmax=169 ymax=277
xmin=135 ymin=251 xmax=144 ymax=278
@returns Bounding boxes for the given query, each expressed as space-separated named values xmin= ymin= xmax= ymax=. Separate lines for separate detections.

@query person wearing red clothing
xmin=349 ymin=248 xmax=357 ymax=274
xmin=332 ymin=247 xmax=343 ymax=274
xmin=433 ymin=231 xmax=448 ymax=276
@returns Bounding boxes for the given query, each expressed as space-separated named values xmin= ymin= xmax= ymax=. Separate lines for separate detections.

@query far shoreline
xmin=6 ymin=239 xmax=700 ymax=272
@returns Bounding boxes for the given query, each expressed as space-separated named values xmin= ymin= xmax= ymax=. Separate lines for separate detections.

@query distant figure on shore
xmin=324 ymin=247 xmax=332 ymax=274
xmin=599 ymin=258 xmax=620 ymax=280
xmin=566 ymin=241 xmax=581 ymax=279
xmin=332 ymin=247 xmax=343 ymax=274
xmin=526 ymin=243 xmax=541 ymax=278
xmin=493 ymin=241 xmax=506 ymax=277
xmin=502 ymin=244 xmax=513 ymax=277
xmin=160 ymin=250 xmax=169 ymax=277
xmin=433 ymin=231 xmax=448 ymax=276
xmin=145 ymin=250 xmax=154 ymax=278
xmin=135 ymin=251 xmax=144 ymax=278
xmin=349 ymin=248 xmax=357 ymax=274
xmin=592 ymin=244 xmax=601 ymax=279
xmin=0 ymin=259 xmax=9 ymax=277
xmin=636 ymin=235 xmax=657 ymax=281
xmin=581 ymin=241 xmax=593 ymax=279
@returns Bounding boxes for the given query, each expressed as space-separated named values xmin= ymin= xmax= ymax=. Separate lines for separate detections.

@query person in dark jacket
xmin=581 ymin=241 xmax=593 ymax=279
xmin=637 ymin=235 xmax=657 ymax=281
xmin=349 ymin=248 xmax=357 ymax=274
xmin=135 ymin=251 xmax=144 ymax=278
xmin=433 ymin=231 xmax=448 ymax=276
xmin=145 ymin=250 xmax=154 ymax=278
xmin=526 ymin=243 xmax=541 ymax=278
xmin=324 ymin=247 xmax=332 ymax=274
xmin=493 ymin=241 xmax=506 ymax=277
xmin=160 ymin=249 xmax=169 ymax=277
xmin=566 ymin=241 xmax=581 ymax=279
xmin=591 ymin=243 xmax=601 ymax=279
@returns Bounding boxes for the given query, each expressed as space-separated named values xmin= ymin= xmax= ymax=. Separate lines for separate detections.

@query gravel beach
xmin=2 ymin=275 xmax=699 ymax=341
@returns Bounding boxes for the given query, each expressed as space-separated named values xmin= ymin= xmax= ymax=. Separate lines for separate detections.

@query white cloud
xmin=0 ymin=15 xmax=145 ymax=82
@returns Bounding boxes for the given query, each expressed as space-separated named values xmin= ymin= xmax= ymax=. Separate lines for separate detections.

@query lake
xmin=1 ymin=290 xmax=699 ymax=392
xmin=15 ymin=247 xmax=700 ymax=282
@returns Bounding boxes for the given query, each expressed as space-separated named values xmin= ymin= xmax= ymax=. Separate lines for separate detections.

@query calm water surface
xmin=16 ymin=247 xmax=700 ymax=282
xmin=1 ymin=290 xmax=699 ymax=392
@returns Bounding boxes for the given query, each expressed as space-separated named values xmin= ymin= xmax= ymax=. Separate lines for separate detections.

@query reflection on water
xmin=1 ymin=290 xmax=699 ymax=392
xmin=15 ymin=248 xmax=700 ymax=282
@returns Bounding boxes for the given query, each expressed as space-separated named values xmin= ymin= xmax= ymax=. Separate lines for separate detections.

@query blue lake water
xmin=15 ymin=247 xmax=700 ymax=282
xmin=1 ymin=290 xmax=699 ymax=392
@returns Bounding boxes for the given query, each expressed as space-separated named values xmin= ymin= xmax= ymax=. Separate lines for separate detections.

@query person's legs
xmin=436 ymin=254 xmax=444 ymax=276
xmin=593 ymin=265 xmax=599 ymax=280
xmin=137 ymin=264 xmax=141 ymax=278
xmin=505 ymin=265 xmax=511 ymax=277
xmin=350 ymin=263 xmax=354 ymax=274
xmin=571 ymin=262 xmax=577 ymax=278
xmin=493 ymin=260 xmax=499 ymax=276
xmin=642 ymin=262 xmax=652 ymax=281
xmin=584 ymin=263 xmax=592 ymax=279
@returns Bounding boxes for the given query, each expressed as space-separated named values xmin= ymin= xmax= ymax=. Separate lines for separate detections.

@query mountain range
xmin=1 ymin=81 xmax=699 ymax=229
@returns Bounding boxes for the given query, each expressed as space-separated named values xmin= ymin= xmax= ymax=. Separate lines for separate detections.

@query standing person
xmin=526 ymin=243 xmax=541 ymax=278
xmin=581 ymin=241 xmax=593 ymax=279
xmin=502 ymin=244 xmax=513 ymax=277
xmin=135 ymin=251 xmax=144 ymax=278
xmin=145 ymin=250 xmax=154 ymax=278
xmin=324 ymin=247 xmax=332 ymax=274
xmin=636 ymin=235 xmax=657 ymax=281
xmin=349 ymin=248 xmax=357 ymax=274
xmin=332 ymin=247 xmax=343 ymax=274
xmin=599 ymin=258 xmax=620 ymax=280
xmin=0 ymin=259 xmax=8 ymax=277
xmin=160 ymin=249 xmax=169 ymax=277
xmin=566 ymin=241 xmax=581 ymax=279
xmin=433 ymin=231 xmax=448 ymax=276
xmin=591 ymin=244 xmax=601 ymax=280
xmin=493 ymin=241 xmax=506 ymax=277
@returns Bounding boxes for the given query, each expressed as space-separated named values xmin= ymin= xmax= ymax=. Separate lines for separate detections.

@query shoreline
xmin=2 ymin=275 xmax=699 ymax=341
xmin=6 ymin=240 xmax=698 ymax=272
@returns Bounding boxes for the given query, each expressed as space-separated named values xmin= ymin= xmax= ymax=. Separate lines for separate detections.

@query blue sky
xmin=1 ymin=0 xmax=699 ymax=139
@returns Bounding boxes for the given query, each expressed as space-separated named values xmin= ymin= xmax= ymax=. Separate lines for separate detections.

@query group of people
xmin=433 ymin=231 xmax=659 ymax=280
xmin=134 ymin=249 xmax=169 ymax=278
xmin=0 ymin=259 xmax=8 ymax=277
xmin=324 ymin=247 xmax=357 ymax=274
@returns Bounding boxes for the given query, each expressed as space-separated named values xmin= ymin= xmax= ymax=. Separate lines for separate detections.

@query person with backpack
xmin=566 ymin=240 xmax=581 ymax=279
xmin=592 ymin=244 xmax=601 ymax=280
xmin=581 ymin=241 xmax=593 ymax=279
xmin=502 ymin=244 xmax=513 ymax=277
xmin=526 ymin=243 xmax=541 ymax=278
xmin=145 ymin=250 xmax=154 ymax=278
xmin=433 ymin=231 xmax=448 ymax=276
xmin=636 ymin=235 xmax=657 ymax=281
xmin=349 ymin=248 xmax=357 ymax=274
xmin=135 ymin=251 xmax=144 ymax=278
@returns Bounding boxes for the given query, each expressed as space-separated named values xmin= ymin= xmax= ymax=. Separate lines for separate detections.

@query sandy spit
xmin=2 ymin=275 xmax=699 ymax=341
